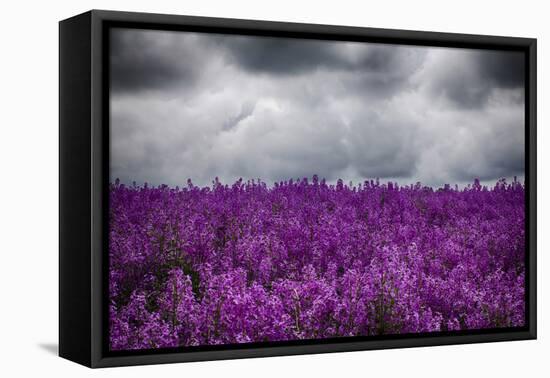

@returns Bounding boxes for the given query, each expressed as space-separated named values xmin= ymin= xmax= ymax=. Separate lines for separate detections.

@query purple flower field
xmin=109 ymin=176 xmax=525 ymax=351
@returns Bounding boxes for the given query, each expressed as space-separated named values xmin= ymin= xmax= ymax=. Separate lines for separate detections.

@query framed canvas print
xmin=59 ymin=10 xmax=537 ymax=368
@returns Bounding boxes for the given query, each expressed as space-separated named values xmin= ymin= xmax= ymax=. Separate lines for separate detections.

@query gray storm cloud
xmin=109 ymin=28 xmax=525 ymax=188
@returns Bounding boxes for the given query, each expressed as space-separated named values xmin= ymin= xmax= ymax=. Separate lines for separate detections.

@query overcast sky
xmin=109 ymin=28 xmax=525 ymax=188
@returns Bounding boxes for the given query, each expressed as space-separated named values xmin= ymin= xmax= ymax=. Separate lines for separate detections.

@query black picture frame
xmin=59 ymin=9 xmax=537 ymax=368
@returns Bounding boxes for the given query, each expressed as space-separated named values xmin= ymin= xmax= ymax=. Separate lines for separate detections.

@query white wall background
xmin=0 ymin=0 xmax=547 ymax=376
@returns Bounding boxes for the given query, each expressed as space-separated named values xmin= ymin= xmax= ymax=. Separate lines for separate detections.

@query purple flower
xmin=109 ymin=177 xmax=525 ymax=350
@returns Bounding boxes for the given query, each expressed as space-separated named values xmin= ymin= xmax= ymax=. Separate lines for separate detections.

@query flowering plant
xmin=109 ymin=177 xmax=525 ymax=350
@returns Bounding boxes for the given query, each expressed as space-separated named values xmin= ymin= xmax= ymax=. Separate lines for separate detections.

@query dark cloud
xmin=109 ymin=28 xmax=526 ymax=188
xmin=224 ymin=36 xmax=425 ymax=87
xmin=425 ymin=49 xmax=524 ymax=109
xmin=478 ymin=50 xmax=525 ymax=88
xmin=222 ymin=37 xmax=342 ymax=74
xmin=110 ymin=28 xmax=207 ymax=94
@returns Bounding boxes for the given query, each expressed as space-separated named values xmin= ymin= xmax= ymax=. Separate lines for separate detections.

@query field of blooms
xmin=109 ymin=176 xmax=525 ymax=351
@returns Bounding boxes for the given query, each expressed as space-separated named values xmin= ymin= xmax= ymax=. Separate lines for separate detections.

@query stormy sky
xmin=109 ymin=28 xmax=525 ymax=188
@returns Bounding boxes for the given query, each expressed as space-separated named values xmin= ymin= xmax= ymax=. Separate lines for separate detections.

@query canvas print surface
xmin=108 ymin=28 xmax=526 ymax=351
